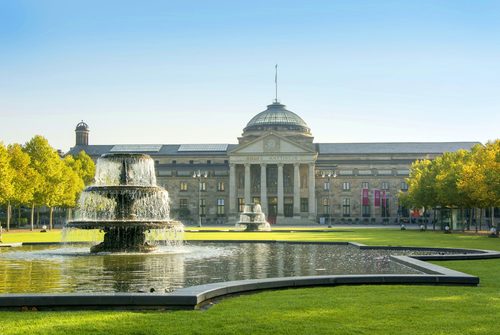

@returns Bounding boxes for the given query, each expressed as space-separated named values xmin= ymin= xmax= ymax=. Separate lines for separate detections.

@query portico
xmin=229 ymin=132 xmax=317 ymax=224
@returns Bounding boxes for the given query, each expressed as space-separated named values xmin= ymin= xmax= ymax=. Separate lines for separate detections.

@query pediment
xmin=230 ymin=132 xmax=314 ymax=155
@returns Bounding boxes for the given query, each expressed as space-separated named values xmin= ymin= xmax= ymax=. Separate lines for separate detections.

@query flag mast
xmin=274 ymin=64 xmax=278 ymax=103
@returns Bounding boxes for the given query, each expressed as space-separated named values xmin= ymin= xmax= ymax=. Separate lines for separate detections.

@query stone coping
xmin=1 ymin=241 xmax=499 ymax=311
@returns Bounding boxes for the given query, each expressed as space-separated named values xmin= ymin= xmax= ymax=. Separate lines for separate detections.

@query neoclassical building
xmin=69 ymin=101 xmax=478 ymax=225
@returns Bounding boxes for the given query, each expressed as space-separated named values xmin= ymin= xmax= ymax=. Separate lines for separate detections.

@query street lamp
xmin=321 ymin=170 xmax=337 ymax=227
xmin=192 ymin=170 xmax=208 ymax=227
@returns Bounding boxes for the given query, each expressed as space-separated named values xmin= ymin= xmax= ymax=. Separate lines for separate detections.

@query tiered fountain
xmin=67 ymin=153 xmax=182 ymax=253
xmin=237 ymin=203 xmax=271 ymax=231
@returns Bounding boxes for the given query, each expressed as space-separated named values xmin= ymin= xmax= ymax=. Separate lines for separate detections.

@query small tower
xmin=75 ymin=121 xmax=89 ymax=146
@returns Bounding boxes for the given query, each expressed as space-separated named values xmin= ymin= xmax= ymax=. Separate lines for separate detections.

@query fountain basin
xmin=0 ymin=240 xmax=497 ymax=310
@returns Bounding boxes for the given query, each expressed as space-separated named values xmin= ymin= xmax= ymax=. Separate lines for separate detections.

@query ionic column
xmin=244 ymin=163 xmax=251 ymax=204
xmin=229 ymin=163 xmax=236 ymax=218
xmin=260 ymin=163 xmax=268 ymax=214
xmin=277 ymin=163 xmax=284 ymax=220
xmin=293 ymin=163 xmax=301 ymax=218
xmin=308 ymin=163 xmax=316 ymax=221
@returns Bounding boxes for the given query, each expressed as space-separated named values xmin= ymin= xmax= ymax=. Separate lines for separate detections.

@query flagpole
xmin=274 ymin=64 xmax=278 ymax=103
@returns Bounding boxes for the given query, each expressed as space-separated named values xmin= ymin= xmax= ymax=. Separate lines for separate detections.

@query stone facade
xmin=68 ymin=102 xmax=479 ymax=225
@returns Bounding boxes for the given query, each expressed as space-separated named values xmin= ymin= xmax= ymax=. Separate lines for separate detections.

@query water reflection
xmin=0 ymin=242 xmax=435 ymax=294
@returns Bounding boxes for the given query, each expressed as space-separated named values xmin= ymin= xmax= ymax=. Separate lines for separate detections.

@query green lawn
xmin=1 ymin=228 xmax=500 ymax=335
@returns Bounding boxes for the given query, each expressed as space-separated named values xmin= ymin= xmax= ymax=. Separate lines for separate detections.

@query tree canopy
xmin=0 ymin=136 xmax=95 ymax=230
xmin=402 ymin=140 xmax=500 ymax=213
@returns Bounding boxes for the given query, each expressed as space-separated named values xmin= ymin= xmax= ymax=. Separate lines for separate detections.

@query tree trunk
xmin=450 ymin=208 xmax=454 ymax=231
xmin=30 ymin=203 xmax=35 ymax=231
xmin=492 ymin=207 xmax=495 ymax=228
xmin=460 ymin=208 xmax=464 ymax=232
xmin=18 ymin=206 xmax=21 ymax=226
xmin=433 ymin=208 xmax=436 ymax=231
xmin=424 ymin=207 xmax=428 ymax=230
xmin=472 ymin=208 xmax=478 ymax=234
xmin=49 ymin=207 xmax=53 ymax=230
xmin=66 ymin=207 xmax=73 ymax=221
xmin=479 ymin=208 xmax=483 ymax=231
xmin=6 ymin=202 xmax=11 ymax=231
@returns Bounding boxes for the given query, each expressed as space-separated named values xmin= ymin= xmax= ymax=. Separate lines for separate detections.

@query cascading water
xmin=236 ymin=203 xmax=271 ymax=231
xmin=66 ymin=153 xmax=183 ymax=253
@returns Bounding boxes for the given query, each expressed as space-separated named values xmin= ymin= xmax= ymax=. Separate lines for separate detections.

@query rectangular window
xmin=342 ymin=182 xmax=350 ymax=191
xmin=199 ymin=199 xmax=206 ymax=216
xmin=199 ymin=182 xmax=207 ymax=191
xmin=382 ymin=198 xmax=390 ymax=217
xmin=180 ymin=181 xmax=188 ymax=191
xmin=172 ymin=160 xmax=177 ymax=164
xmin=252 ymin=197 xmax=260 ymax=205
xmin=322 ymin=198 xmax=329 ymax=214
xmin=362 ymin=205 xmax=370 ymax=217
xmin=323 ymin=182 xmax=330 ymax=191
xmin=238 ymin=198 xmax=244 ymax=212
xmin=401 ymin=181 xmax=408 ymax=191
xmin=217 ymin=198 xmax=225 ymax=215
xmin=179 ymin=198 xmax=188 ymax=209
xmin=361 ymin=182 xmax=369 ymax=189
xmin=217 ymin=181 xmax=225 ymax=192
xmin=189 ymin=160 xmax=194 ymax=164
xmin=342 ymin=198 xmax=351 ymax=217
xmin=207 ymin=160 xmax=211 ymax=164
xmin=381 ymin=182 xmax=389 ymax=190
xmin=300 ymin=198 xmax=308 ymax=212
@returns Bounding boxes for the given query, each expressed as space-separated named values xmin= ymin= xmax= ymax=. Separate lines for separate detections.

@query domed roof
xmin=244 ymin=102 xmax=311 ymax=134
xmin=75 ymin=121 xmax=89 ymax=131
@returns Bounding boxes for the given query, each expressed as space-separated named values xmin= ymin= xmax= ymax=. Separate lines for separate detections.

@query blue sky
xmin=1 ymin=0 xmax=499 ymax=151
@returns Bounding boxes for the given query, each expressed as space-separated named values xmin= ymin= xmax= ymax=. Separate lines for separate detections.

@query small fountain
xmin=237 ymin=203 xmax=271 ymax=231
xmin=67 ymin=153 xmax=183 ymax=253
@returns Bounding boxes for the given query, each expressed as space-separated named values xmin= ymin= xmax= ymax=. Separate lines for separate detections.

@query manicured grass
xmin=1 ymin=228 xmax=500 ymax=335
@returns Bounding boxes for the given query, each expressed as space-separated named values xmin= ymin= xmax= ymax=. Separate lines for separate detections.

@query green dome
xmin=244 ymin=102 xmax=311 ymax=134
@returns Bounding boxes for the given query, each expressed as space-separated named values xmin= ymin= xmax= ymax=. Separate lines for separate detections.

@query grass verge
xmin=1 ymin=228 xmax=499 ymax=335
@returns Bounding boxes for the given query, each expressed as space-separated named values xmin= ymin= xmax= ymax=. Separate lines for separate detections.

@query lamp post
xmin=321 ymin=170 xmax=337 ymax=227
xmin=192 ymin=170 xmax=208 ymax=227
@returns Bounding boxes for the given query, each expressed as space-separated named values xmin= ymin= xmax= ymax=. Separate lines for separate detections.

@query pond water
xmin=0 ymin=242 xmax=450 ymax=294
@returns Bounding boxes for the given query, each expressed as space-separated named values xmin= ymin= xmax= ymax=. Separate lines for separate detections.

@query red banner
xmin=374 ymin=190 xmax=380 ymax=207
xmin=362 ymin=189 xmax=369 ymax=206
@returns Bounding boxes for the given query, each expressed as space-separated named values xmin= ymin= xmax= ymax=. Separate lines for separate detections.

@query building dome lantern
xmin=75 ymin=120 xmax=89 ymax=146
xmin=75 ymin=121 xmax=89 ymax=131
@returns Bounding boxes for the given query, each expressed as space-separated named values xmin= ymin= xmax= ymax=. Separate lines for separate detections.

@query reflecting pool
xmin=0 ymin=242 xmax=454 ymax=294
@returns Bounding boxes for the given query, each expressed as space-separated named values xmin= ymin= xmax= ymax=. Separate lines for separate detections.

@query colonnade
xmin=229 ymin=162 xmax=316 ymax=222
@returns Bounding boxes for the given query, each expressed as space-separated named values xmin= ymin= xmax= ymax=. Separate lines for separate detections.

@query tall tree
xmin=62 ymin=155 xmax=85 ymax=207
xmin=24 ymin=136 xmax=65 ymax=230
xmin=6 ymin=144 xmax=37 ymax=231
xmin=459 ymin=141 xmax=500 ymax=228
xmin=0 ymin=142 xmax=14 ymax=234
xmin=73 ymin=150 xmax=95 ymax=186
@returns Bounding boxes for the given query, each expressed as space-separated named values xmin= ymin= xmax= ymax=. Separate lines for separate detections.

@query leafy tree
xmin=0 ymin=142 xmax=14 ymax=234
xmin=62 ymin=155 xmax=85 ymax=207
xmin=24 ymin=135 xmax=66 ymax=230
xmin=404 ymin=140 xmax=499 ymax=231
xmin=434 ymin=152 xmax=464 ymax=208
xmin=65 ymin=150 xmax=95 ymax=186
xmin=6 ymin=144 xmax=37 ymax=230
xmin=73 ymin=150 xmax=95 ymax=185
xmin=402 ymin=159 xmax=437 ymax=209
xmin=458 ymin=140 xmax=500 ymax=228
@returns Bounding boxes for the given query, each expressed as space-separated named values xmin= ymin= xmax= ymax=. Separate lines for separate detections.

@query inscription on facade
xmin=241 ymin=155 xmax=313 ymax=163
